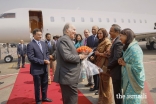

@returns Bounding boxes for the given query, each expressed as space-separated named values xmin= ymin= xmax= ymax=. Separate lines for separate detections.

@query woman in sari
xmin=89 ymin=28 xmax=112 ymax=98
xmin=118 ymin=28 xmax=145 ymax=104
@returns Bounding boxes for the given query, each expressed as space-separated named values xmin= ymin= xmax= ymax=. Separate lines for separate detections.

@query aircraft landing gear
xmin=4 ymin=55 xmax=13 ymax=63
xmin=146 ymin=42 xmax=156 ymax=50
xmin=152 ymin=42 xmax=156 ymax=50
xmin=1 ymin=43 xmax=14 ymax=63
xmin=146 ymin=44 xmax=151 ymax=50
xmin=146 ymin=37 xmax=156 ymax=50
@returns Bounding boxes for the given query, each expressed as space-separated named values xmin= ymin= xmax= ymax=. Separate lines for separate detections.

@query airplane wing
xmin=134 ymin=30 xmax=156 ymax=40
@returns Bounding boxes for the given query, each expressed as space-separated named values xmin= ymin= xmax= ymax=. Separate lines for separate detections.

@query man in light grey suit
xmin=17 ymin=40 xmax=27 ymax=69
xmin=54 ymin=23 xmax=86 ymax=104
xmin=81 ymin=29 xmax=90 ymax=46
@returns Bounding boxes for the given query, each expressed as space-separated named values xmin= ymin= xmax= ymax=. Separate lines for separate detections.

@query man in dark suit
xmin=45 ymin=33 xmax=56 ymax=84
xmin=17 ymin=40 xmax=27 ymax=69
xmin=45 ymin=33 xmax=56 ymax=58
xmin=27 ymin=29 xmax=52 ymax=104
xmin=54 ymin=23 xmax=86 ymax=104
xmin=85 ymin=26 xmax=99 ymax=88
xmin=87 ymin=25 xmax=99 ymax=49
xmin=107 ymin=24 xmax=123 ymax=104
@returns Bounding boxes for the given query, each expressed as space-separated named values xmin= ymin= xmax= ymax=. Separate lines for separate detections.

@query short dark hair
xmin=45 ymin=33 xmax=51 ymax=38
xmin=32 ymin=28 xmax=41 ymax=35
xmin=55 ymin=35 xmax=60 ymax=39
xmin=53 ymin=35 xmax=60 ymax=39
xmin=53 ymin=36 xmax=56 ymax=39
xmin=112 ymin=24 xmax=121 ymax=33
xmin=121 ymin=28 xmax=135 ymax=51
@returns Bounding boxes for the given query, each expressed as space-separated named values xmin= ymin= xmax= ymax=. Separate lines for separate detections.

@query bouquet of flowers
xmin=77 ymin=46 xmax=100 ymax=80
xmin=76 ymin=46 xmax=92 ymax=55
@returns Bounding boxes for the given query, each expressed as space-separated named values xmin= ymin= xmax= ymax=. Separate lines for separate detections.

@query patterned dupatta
xmin=122 ymin=39 xmax=145 ymax=94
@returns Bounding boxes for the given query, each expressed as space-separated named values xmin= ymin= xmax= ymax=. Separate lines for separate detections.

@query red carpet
xmin=7 ymin=64 xmax=92 ymax=104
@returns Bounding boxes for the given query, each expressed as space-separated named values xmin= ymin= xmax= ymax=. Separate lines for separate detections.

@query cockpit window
xmin=0 ymin=13 xmax=15 ymax=18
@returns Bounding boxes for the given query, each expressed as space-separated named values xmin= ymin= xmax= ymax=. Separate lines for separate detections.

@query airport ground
xmin=0 ymin=41 xmax=156 ymax=104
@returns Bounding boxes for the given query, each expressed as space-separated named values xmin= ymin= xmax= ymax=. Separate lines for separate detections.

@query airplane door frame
xmin=29 ymin=10 xmax=43 ymax=33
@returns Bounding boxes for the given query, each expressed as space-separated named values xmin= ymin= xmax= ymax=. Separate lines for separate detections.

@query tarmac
xmin=0 ymin=41 xmax=156 ymax=104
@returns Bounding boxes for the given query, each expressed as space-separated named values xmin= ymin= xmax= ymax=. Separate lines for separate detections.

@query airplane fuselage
xmin=0 ymin=8 xmax=156 ymax=43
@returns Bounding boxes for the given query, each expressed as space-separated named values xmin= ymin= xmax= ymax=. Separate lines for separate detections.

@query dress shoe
xmin=89 ymin=88 xmax=96 ymax=91
xmin=95 ymin=90 xmax=99 ymax=95
xmin=36 ymin=101 xmax=41 ymax=104
xmin=85 ymin=83 xmax=93 ymax=87
xmin=0 ymin=82 xmax=4 ymax=85
xmin=42 ymin=98 xmax=52 ymax=102
xmin=90 ymin=85 xmax=94 ymax=88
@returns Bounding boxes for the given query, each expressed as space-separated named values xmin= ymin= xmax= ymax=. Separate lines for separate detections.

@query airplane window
xmin=140 ymin=20 xmax=142 ymax=23
xmin=50 ymin=17 xmax=54 ymax=22
xmin=121 ymin=19 xmax=124 ymax=23
xmin=106 ymin=18 xmax=110 ymax=22
xmin=114 ymin=18 xmax=116 ymax=23
xmin=98 ymin=18 xmax=102 ymax=22
xmin=128 ymin=19 xmax=130 ymax=23
xmin=133 ymin=19 xmax=136 ymax=23
xmin=61 ymin=17 xmax=65 ymax=22
xmin=81 ymin=17 xmax=84 ymax=22
xmin=145 ymin=20 xmax=147 ymax=23
xmin=0 ymin=13 xmax=15 ymax=18
xmin=90 ymin=18 xmax=93 ymax=22
xmin=71 ymin=17 xmax=75 ymax=22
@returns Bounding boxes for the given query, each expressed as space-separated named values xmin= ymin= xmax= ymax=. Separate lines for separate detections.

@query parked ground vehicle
xmin=10 ymin=43 xmax=18 ymax=47
xmin=1 ymin=43 xmax=18 ymax=48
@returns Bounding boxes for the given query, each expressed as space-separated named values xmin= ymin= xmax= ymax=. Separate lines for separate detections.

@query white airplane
xmin=0 ymin=8 xmax=156 ymax=62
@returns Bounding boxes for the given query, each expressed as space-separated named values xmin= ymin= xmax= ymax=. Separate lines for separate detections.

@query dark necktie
xmin=94 ymin=35 xmax=96 ymax=41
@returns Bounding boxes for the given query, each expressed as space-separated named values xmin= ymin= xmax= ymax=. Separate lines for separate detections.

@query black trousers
xmin=17 ymin=55 xmax=25 ymax=67
xmin=87 ymin=75 xmax=94 ymax=85
xmin=112 ymin=80 xmax=122 ymax=104
xmin=60 ymin=83 xmax=78 ymax=104
xmin=33 ymin=71 xmax=48 ymax=102
xmin=93 ymin=74 xmax=99 ymax=90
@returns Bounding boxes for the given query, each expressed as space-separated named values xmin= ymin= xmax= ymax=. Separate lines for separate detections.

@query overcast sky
xmin=0 ymin=0 xmax=156 ymax=15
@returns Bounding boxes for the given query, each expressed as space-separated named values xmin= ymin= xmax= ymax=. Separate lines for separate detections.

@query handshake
xmin=79 ymin=54 xmax=87 ymax=60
